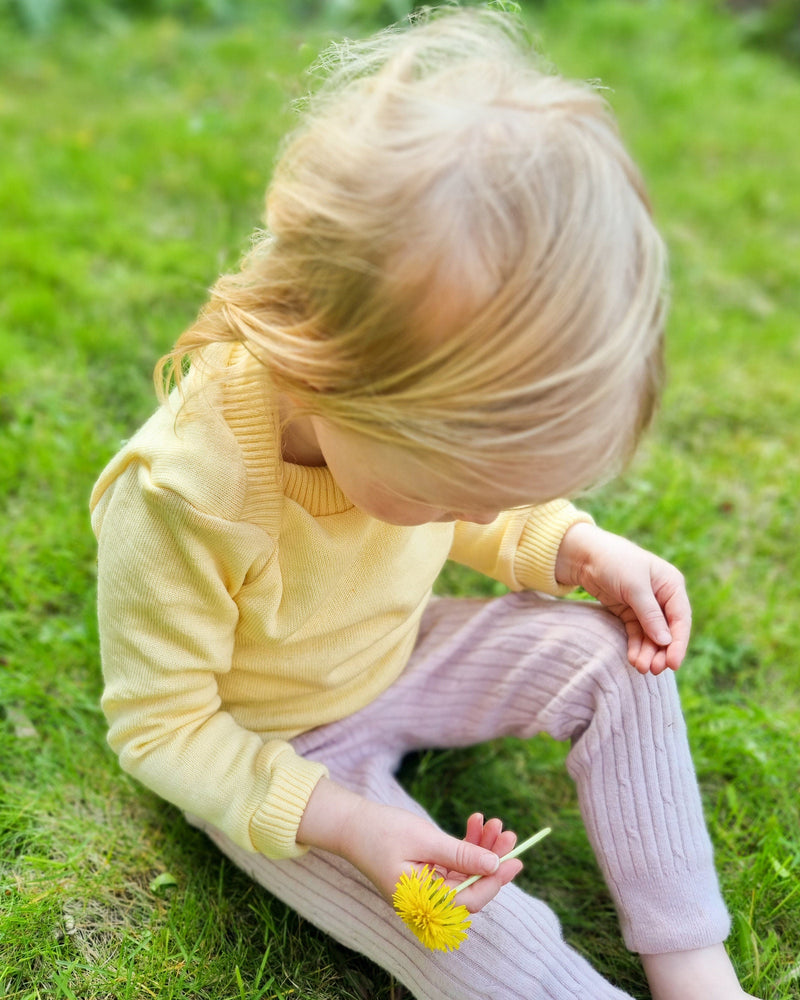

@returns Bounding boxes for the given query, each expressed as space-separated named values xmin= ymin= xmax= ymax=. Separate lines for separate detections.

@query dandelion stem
xmin=453 ymin=826 xmax=551 ymax=894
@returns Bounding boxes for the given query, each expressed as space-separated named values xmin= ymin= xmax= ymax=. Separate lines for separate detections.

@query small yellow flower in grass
xmin=392 ymin=828 xmax=552 ymax=952
xmin=392 ymin=865 xmax=472 ymax=952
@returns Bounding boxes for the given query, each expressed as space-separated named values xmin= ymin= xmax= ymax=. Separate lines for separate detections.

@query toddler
xmin=91 ymin=8 xmax=758 ymax=999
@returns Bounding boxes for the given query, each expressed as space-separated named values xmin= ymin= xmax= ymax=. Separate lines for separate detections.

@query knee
xmin=548 ymin=602 xmax=683 ymax=733
xmin=551 ymin=598 xmax=631 ymax=687
xmin=580 ymin=634 xmax=685 ymax=751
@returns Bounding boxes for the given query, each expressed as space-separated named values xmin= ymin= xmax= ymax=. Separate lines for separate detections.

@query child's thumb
xmin=631 ymin=588 xmax=672 ymax=646
xmin=440 ymin=835 xmax=500 ymax=877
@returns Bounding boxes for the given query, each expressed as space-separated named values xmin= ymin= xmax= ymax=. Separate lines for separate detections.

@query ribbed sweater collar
xmin=282 ymin=462 xmax=352 ymax=517
xmin=221 ymin=345 xmax=353 ymax=525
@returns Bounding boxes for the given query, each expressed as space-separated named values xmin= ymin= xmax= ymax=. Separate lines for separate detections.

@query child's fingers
xmin=624 ymin=617 xmax=650 ymax=672
xmin=628 ymin=607 xmax=689 ymax=675
xmin=631 ymin=635 xmax=660 ymax=674
xmin=630 ymin=625 xmax=687 ymax=674
xmin=447 ymin=817 xmax=524 ymax=912
xmin=626 ymin=629 xmax=644 ymax=670
xmin=464 ymin=814 xmax=515 ymax=856
xmin=482 ymin=828 xmax=517 ymax=864
xmin=663 ymin=608 xmax=691 ymax=671
xmin=464 ymin=812 xmax=484 ymax=846
xmin=663 ymin=642 xmax=686 ymax=672
xmin=478 ymin=817 xmax=504 ymax=851
xmin=660 ymin=590 xmax=691 ymax=670
xmin=455 ymin=858 xmax=524 ymax=913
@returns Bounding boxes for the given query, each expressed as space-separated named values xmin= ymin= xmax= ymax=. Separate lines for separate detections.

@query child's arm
xmin=449 ymin=499 xmax=594 ymax=595
xmin=554 ymin=522 xmax=691 ymax=675
xmin=92 ymin=461 xmax=329 ymax=860
xmin=297 ymin=777 xmax=523 ymax=912
xmin=450 ymin=504 xmax=688 ymax=674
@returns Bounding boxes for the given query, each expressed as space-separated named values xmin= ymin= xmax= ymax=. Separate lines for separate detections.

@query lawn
xmin=1 ymin=1 xmax=798 ymax=998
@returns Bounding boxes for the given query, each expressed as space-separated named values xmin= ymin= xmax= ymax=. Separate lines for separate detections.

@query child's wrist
xmin=554 ymin=521 xmax=598 ymax=589
xmin=296 ymin=777 xmax=365 ymax=859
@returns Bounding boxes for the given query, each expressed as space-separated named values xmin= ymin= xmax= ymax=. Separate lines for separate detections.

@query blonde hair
xmin=158 ymin=5 xmax=667 ymax=500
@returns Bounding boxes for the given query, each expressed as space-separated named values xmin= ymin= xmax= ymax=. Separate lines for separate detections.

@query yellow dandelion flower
xmin=392 ymin=866 xmax=472 ymax=952
xmin=392 ymin=828 xmax=552 ymax=952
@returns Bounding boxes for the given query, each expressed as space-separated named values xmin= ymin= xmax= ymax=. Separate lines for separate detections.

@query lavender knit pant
xmin=189 ymin=592 xmax=730 ymax=999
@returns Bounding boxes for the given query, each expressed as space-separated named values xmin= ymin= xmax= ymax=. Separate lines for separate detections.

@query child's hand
xmin=346 ymin=801 xmax=522 ymax=914
xmin=555 ymin=522 xmax=691 ymax=675
xmin=297 ymin=779 xmax=522 ymax=913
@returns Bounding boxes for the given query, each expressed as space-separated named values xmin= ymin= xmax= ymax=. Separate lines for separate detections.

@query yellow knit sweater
xmin=90 ymin=348 xmax=591 ymax=859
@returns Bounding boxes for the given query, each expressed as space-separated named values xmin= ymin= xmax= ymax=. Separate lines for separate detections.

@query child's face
xmin=309 ymin=416 xmax=534 ymax=527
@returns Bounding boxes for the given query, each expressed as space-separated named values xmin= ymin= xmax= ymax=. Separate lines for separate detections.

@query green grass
xmin=1 ymin=1 xmax=799 ymax=997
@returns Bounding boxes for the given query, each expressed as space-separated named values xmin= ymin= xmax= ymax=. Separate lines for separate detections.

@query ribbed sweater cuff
xmin=249 ymin=752 xmax=329 ymax=859
xmin=514 ymin=502 xmax=594 ymax=595
xmin=615 ymin=868 xmax=732 ymax=954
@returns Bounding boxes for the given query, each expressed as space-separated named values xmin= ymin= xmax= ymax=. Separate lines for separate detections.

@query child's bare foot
xmin=640 ymin=943 xmax=760 ymax=1000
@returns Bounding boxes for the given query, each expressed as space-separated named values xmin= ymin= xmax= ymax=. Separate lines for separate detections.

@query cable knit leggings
xmin=188 ymin=592 xmax=730 ymax=999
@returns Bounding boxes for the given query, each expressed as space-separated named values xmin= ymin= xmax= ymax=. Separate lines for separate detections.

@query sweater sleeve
xmin=91 ymin=461 xmax=328 ymax=859
xmin=449 ymin=499 xmax=594 ymax=596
